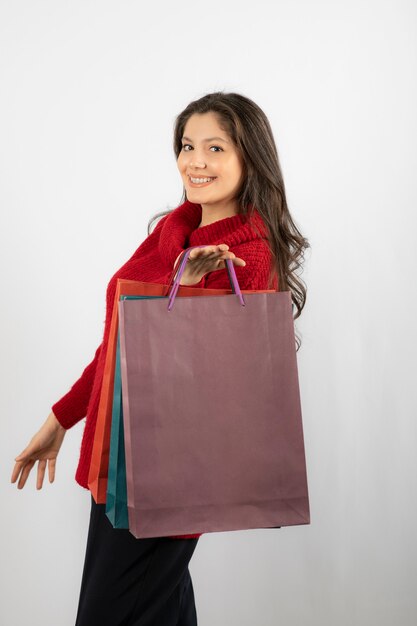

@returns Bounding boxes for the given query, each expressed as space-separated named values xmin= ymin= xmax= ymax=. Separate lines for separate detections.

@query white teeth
xmin=190 ymin=176 xmax=216 ymax=183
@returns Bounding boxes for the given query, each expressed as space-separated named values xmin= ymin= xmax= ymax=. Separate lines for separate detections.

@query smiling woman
xmin=12 ymin=90 xmax=310 ymax=626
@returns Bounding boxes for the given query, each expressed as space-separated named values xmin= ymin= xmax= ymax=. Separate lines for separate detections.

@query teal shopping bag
xmin=105 ymin=334 xmax=129 ymax=528
xmin=105 ymin=295 xmax=166 ymax=529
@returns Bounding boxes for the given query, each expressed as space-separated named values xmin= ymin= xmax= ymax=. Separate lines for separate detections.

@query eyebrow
xmin=181 ymin=135 xmax=229 ymax=143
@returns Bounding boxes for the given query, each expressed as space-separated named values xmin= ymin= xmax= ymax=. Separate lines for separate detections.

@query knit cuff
xmin=51 ymin=397 xmax=86 ymax=430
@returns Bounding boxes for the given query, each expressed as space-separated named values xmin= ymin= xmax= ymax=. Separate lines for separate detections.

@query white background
xmin=1 ymin=1 xmax=416 ymax=625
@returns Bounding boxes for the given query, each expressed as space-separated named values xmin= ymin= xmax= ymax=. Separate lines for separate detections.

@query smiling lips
xmin=188 ymin=175 xmax=217 ymax=187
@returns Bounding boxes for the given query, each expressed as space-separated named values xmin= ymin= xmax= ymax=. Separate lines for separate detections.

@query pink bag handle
xmin=167 ymin=245 xmax=246 ymax=311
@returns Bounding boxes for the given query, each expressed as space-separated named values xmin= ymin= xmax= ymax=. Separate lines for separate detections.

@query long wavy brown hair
xmin=148 ymin=91 xmax=310 ymax=350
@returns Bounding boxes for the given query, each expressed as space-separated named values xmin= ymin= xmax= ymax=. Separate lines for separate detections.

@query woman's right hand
xmin=11 ymin=411 xmax=67 ymax=490
xmin=174 ymin=244 xmax=246 ymax=286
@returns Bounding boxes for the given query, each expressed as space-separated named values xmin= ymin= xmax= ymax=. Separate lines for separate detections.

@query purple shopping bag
xmin=119 ymin=247 xmax=310 ymax=538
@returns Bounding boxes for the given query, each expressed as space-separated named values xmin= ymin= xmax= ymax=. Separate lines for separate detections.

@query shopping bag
xmin=105 ymin=299 xmax=163 ymax=529
xmin=105 ymin=334 xmax=128 ymax=528
xmin=119 ymin=247 xmax=310 ymax=539
xmin=88 ymin=267 xmax=276 ymax=503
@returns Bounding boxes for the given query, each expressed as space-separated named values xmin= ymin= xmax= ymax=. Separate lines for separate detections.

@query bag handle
xmin=167 ymin=245 xmax=246 ymax=311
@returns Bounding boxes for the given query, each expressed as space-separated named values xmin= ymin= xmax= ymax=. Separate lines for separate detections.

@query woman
xmin=11 ymin=91 xmax=309 ymax=625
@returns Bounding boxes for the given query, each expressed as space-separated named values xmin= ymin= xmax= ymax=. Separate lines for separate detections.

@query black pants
xmin=75 ymin=496 xmax=200 ymax=626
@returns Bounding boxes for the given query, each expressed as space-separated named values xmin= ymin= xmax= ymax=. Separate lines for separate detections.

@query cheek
xmin=177 ymin=153 xmax=187 ymax=170
xmin=224 ymin=154 xmax=240 ymax=173
xmin=223 ymin=162 xmax=242 ymax=185
xmin=232 ymin=160 xmax=244 ymax=184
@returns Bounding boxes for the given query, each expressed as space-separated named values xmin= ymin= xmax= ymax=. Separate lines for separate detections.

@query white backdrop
xmin=1 ymin=1 xmax=416 ymax=625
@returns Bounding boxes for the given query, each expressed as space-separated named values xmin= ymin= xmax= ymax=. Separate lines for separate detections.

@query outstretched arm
xmin=51 ymin=342 xmax=102 ymax=429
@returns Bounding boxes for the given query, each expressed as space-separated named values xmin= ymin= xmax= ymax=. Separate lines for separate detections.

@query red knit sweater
xmin=52 ymin=200 xmax=278 ymax=540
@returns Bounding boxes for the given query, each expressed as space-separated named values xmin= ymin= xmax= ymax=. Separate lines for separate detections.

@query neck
xmin=198 ymin=200 xmax=239 ymax=228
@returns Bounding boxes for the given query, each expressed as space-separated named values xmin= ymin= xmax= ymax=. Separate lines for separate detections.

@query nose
xmin=189 ymin=159 xmax=206 ymax=168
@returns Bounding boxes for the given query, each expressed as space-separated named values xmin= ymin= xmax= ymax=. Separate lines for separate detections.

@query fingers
xmin=14 ymin=444 xmax=31 ymax=463
xmin=36 ymin=459 xmax=47 ymax=490
xmin=189 ymin=246 xmax=220 ymax=261
xmin=17 ymin=459 xmax=36 ymax=489
xmin=180 ymin=245 xmax=246 ymax=287
xmin=189 ymin=245 xmax=246 ymax=265
xmin=11 ymin=442 xmax=38 ymax=487
xmin=216 ymin=253 xmax=246 ymax=267
xmin=11 ymin=457 xmax=57 ymax=489
xmin=48 ymin=458 xmax=56 ymax=484
xmin=11 ymin=446 xmax=31 ymax=482
xmin=11 ymin=460 xmax=24 ymax=484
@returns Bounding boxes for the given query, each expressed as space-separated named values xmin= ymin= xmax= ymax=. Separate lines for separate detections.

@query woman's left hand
xmin=175 ymin=244 xmax=246 ymax=286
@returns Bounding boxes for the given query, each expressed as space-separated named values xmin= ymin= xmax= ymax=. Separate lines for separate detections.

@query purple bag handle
xmin=167 ymin=245 xmax=246 ymax=311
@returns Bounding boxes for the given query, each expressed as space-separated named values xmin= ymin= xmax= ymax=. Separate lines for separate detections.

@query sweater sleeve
xmin=51 ymin=343 xmax=102 ymax=430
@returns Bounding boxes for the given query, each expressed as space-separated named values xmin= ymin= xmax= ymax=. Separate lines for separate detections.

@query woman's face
xmin=177 ymin=112 xmax=245 ymax=214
